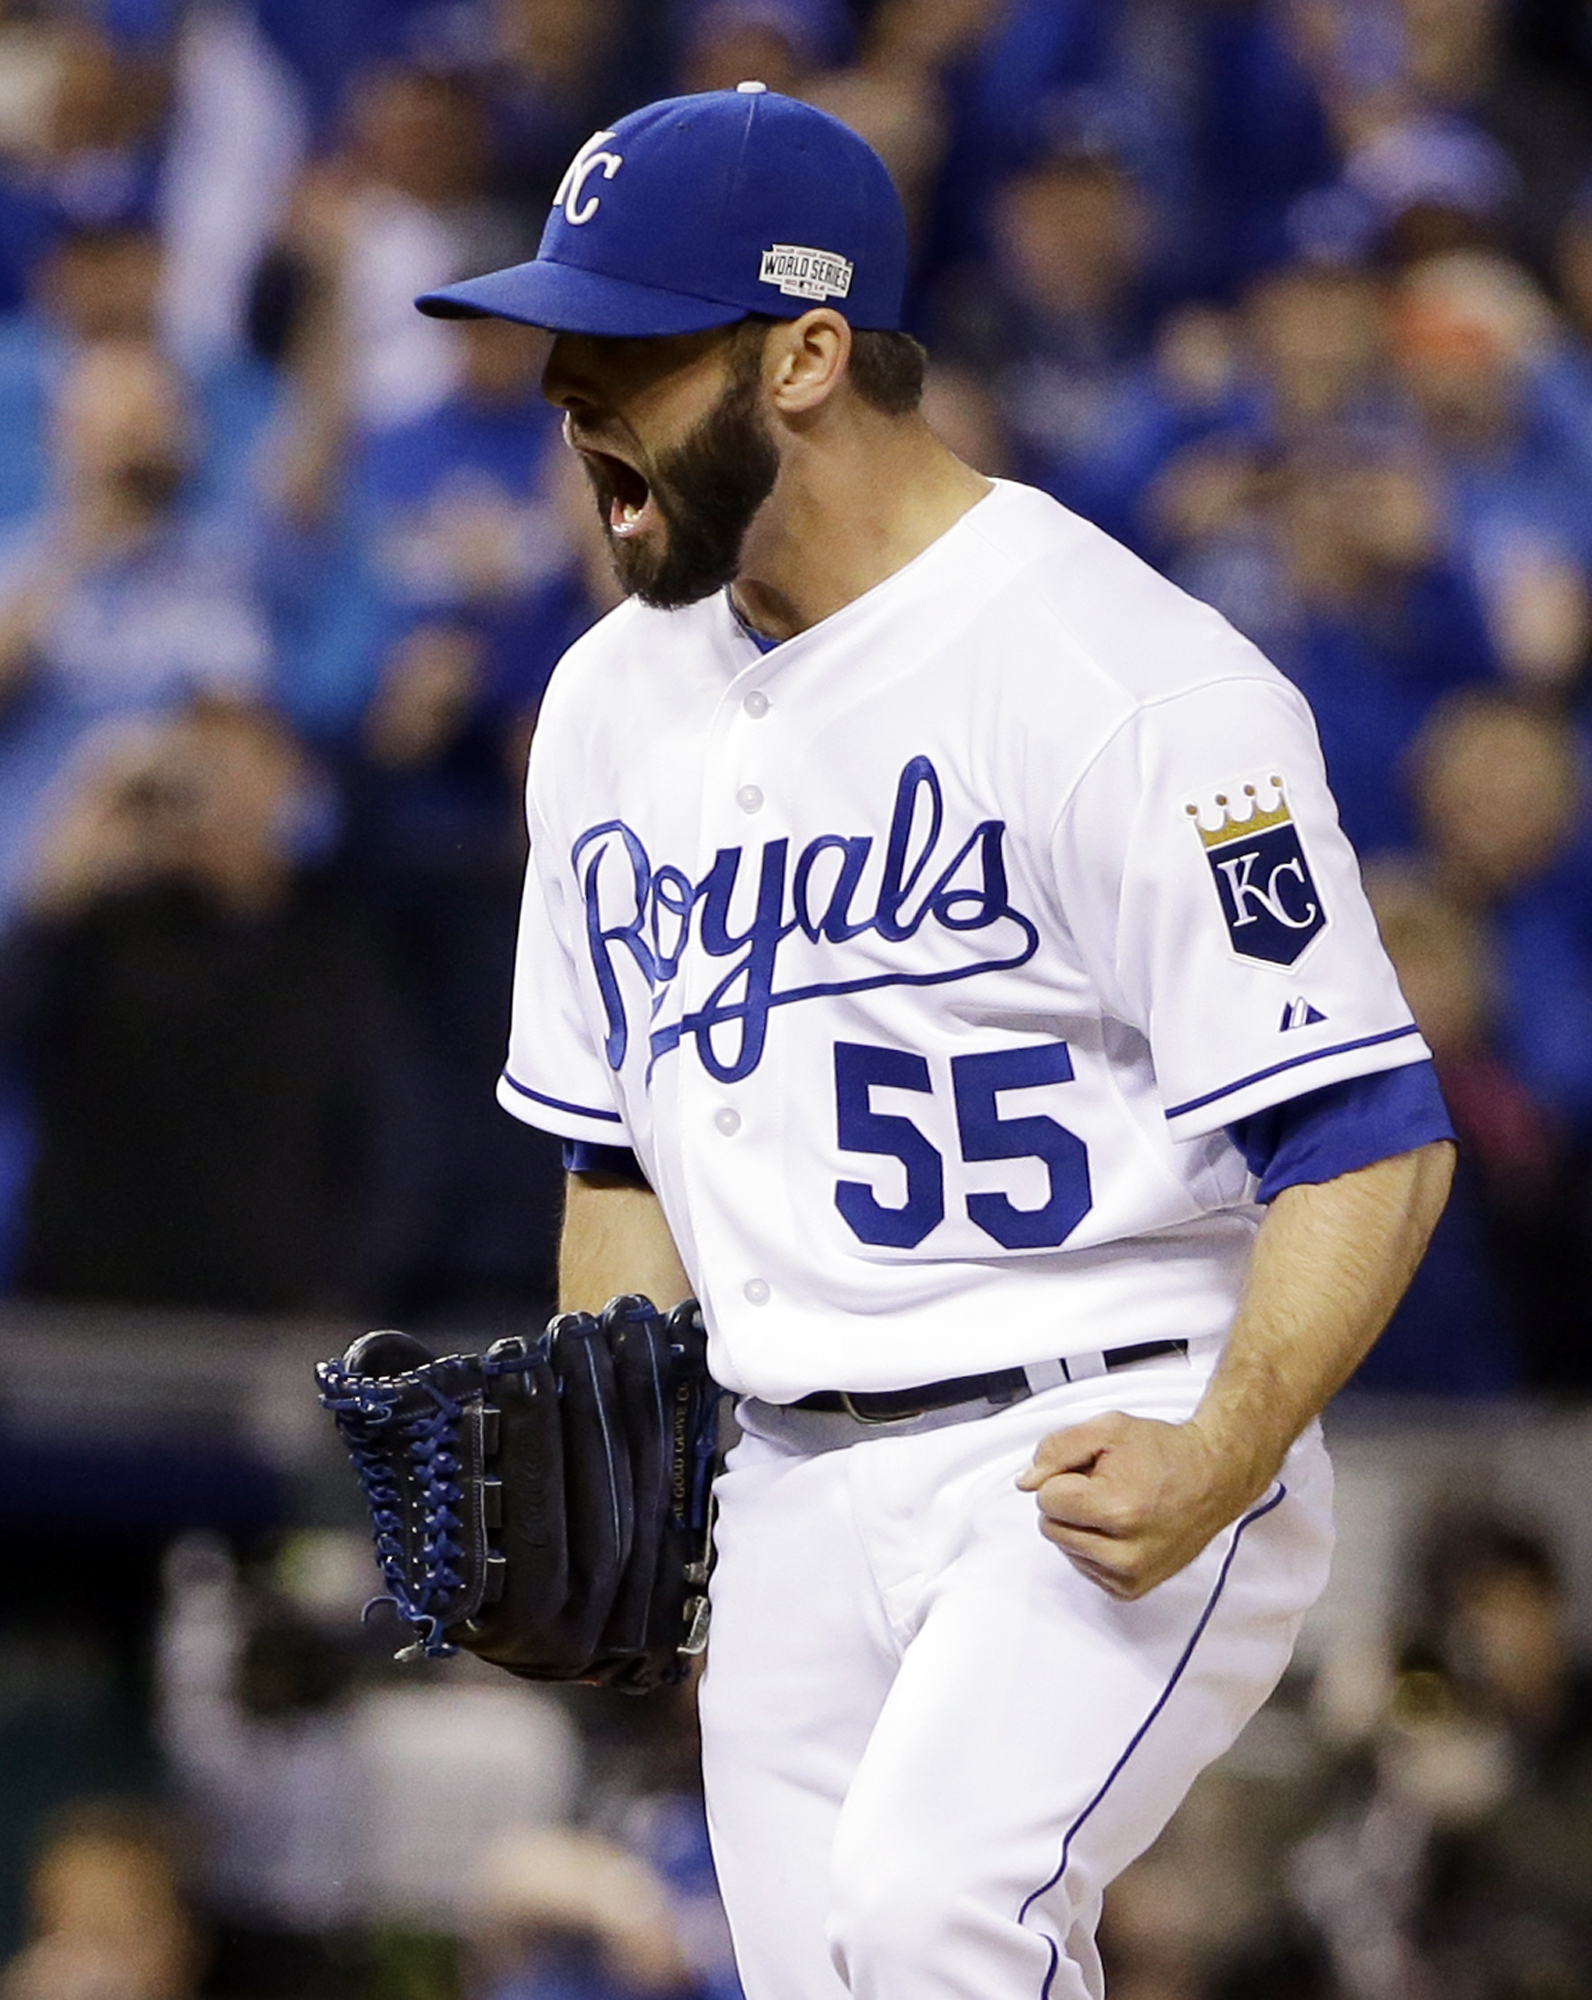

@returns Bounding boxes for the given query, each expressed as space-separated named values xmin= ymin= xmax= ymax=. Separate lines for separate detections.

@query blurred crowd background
xmin=1 ymin=0 xmax=1591 ymax=1994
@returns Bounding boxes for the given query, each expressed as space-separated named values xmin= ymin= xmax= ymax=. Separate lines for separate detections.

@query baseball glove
xmin=316 ymin=1296 xmax=719 ymax=1692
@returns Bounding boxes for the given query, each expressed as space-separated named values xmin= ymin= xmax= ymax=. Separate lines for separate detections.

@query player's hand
xmin=1016 ymin=1413 xmax=1269 ymax=1601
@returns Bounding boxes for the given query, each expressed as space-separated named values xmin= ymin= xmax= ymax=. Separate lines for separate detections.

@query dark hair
xmin=736 ymin=316 xmax=927 ymax=416
xmin=847 ymin=328 xmax=927 ymax=415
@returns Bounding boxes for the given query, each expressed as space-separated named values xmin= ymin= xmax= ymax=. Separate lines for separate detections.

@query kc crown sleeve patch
xmin=1186 ymin=775 xmax=1328 ymax=968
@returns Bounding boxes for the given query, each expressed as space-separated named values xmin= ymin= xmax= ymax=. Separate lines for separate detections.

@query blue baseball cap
xmin=416 ymin=84 xmax=907 ymax=337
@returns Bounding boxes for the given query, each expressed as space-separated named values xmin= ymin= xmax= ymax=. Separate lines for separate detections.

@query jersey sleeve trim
xmin=500 ymin=1071 xmax=624 ymax=1122
xmin=497 ymin=1069 xmax=630 ymax=1144
xmin=1165 ymin=1024 xmax=1424 ymax=1125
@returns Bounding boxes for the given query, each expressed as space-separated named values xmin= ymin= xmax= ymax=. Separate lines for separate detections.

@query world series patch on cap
xmin=416 ymin=84 xmax=908 ymax=338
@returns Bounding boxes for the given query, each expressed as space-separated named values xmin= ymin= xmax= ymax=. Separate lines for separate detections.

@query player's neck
xmin=729 ymin=416 xmax=992 ymax=642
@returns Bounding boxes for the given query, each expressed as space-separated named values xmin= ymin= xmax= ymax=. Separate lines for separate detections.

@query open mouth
xmin=581 ymin=446 xmax=657 ymax=540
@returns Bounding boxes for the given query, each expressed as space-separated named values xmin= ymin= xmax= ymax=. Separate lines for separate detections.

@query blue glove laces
xmin=316 ymin=1351 xmax=492 ymax=1660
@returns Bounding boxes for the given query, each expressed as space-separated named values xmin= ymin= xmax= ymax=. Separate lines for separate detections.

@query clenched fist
xmin=1017 ymin=1411 xmax=1272 ymax=1600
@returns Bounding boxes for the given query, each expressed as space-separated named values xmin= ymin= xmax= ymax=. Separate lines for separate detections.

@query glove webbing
xmin=317 ymin=1347 xmax=526 ymax=1659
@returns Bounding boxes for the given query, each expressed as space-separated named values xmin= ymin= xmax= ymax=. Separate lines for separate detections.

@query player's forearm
xmin=1021 ymin=1138 xmax=1454 ymax=1599
xmin=558 ymin=1172 xmax=693 ymax=1314
xmin=1187 ymin=1140 xmax=1455 ymax=1497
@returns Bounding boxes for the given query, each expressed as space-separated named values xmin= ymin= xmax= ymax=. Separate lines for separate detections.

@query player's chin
xmin=607 ymin=526 xmax=740 ymax=611
xmin=608 ymin=541 xmax=685 ymax=610
xmin=602 ymin=519 xmax=665 ymax=590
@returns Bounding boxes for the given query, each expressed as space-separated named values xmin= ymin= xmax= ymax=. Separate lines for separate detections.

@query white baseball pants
xmin=698 ymin=1356 xmax=1334 ymax=2000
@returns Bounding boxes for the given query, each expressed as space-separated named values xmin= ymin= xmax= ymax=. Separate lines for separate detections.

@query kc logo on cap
xmin=554 ymin=130 xmax=625 ymax=226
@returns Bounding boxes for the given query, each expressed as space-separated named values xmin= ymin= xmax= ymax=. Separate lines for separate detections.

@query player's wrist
xmin=1180 ymin=1404 xmax=1283 ymax=1514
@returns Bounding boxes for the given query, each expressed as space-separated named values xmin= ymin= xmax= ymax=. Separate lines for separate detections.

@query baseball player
xmin=417 ymin=88 xmax=1455 ymax=2000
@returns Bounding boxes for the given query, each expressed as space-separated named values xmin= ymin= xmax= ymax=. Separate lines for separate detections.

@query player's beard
xmin=583 ymin=341 xmax=781 ymax=611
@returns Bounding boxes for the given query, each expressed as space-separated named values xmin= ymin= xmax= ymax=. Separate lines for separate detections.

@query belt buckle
xmin=837 ymin=1390 xmax=926 ymax=1427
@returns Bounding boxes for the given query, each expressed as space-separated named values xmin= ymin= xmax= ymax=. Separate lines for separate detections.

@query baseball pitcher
xmin=403 ymin=87 xmax=1452 ymax=2000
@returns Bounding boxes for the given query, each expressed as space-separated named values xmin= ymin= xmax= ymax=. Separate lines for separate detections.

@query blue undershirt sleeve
xmin=562 ymin=1139 xmax=650 ymax=1187
xmin=1225 ymin=1061 xmax=1455 ymax=1203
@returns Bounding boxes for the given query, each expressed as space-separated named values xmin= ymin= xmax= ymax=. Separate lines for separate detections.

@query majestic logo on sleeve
xmin=572 ymin=756 xmax=1038 ymax=1084
xmin=554 ymin=131 xmax=624 ymax=225
xmin=1187 ymin=776 xmax=1327 ymax=968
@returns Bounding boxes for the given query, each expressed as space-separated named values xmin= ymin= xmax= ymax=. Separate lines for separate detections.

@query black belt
xmin=792 ymin=1338 xmax=1189 ymax=1426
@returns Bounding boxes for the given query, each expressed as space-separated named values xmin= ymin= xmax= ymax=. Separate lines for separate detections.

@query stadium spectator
xmin=1411 ymin=1513 xmax=1592 ymax=1987
xmin=1388 ymin=0 xmax=1592 ymax=274
xmin=1242 ymin=261 xmax=1394 ymax=444
xmin=796 ymin=3 xmax=948 ymax=254
xmin=1389 ymin=251 xmax=1592 ymax=595
xmin=897 ymin=0 xmax=1107 ymax=283
xmin=157 ymin=1531 xmax=580 ymax=1992
xmin=938 ymin=140 xmax=1183 ymax=548
xmin=1176 ymin=0 xmax=1339 ymax=293
xmin=1410 ymin=689 xmax=1592 ymax=1140
xmin=352 ymin=314 xmax=560 ymax=615
xmin=470 ymin=1828 xmax=704 ymax=2000
xmin=0 ymin=22 xmax=167 ymax=316
xmin=0 ymin=1799 xmax=204 ymax=2000
xmin=466 ymin=1680 xmax=740 ymax=2000
xmin=156 ymin=1534 xmax=365 ymax=1972
xmin=280 ymin=312 xmax=573 ymax=736
xmin=675 ymin=0 xmax=847 ymax=100
xmin=0 ymin=338 xmax=273 ymax=923
xmin=1359 ymin=860 xmax=1587 ymax=1392
xmin=330 ymin=61 xmax=518 ymax=427
xmin=1151 ymin=431 xmax=1495 ymax=858
xmin=1291 ymin=1509 xmax=1592 ymax=1998
xmin=0 ymin=223 xmax=162 ymax=527
xmin=1483 ymin=536 xmax=1592 ymax=705
xmin=1269 ymin=436 xmax=1495 ymax=855
xmin=262 ymin=60 xmax=528 ymax=489
xmin=1555 ymin=177 xmax=1592 ymax=352
xmin=0 ymin=697 xmax=427 ymax=1316
xmin=476 ymin=0 xmax=636 ymax=216
xmin=0 ymin=219 xmax=280 ymax=532
xmin=335 ymin=619 xmax=567 ymax=1323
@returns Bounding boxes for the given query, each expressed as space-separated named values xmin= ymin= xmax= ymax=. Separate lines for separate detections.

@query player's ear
xmin=764 ymin=309 xmax=850 ymax=416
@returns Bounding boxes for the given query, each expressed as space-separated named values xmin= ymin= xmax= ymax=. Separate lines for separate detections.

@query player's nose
xmin=541 ymin=333 xmax=602 ymax=416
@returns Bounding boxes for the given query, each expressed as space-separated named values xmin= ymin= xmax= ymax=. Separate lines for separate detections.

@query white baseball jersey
xmin=500 ymin=479 xmax=1427 ymax=1403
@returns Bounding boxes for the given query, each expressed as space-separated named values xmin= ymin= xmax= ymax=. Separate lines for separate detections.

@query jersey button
xmin=736 ymin=784 xmax=764 ymax=814
xmin=742 ymin=690 xmax=769 ymax=718
xmin=743 ymin=1278 xmax=771 ymax=1306
xmin=714 ymin=1107 xmax=742 ymax=1136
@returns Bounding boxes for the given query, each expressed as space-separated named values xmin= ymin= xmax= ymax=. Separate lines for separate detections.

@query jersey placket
xmin=669 ymin=656 xmax=785 ymax=1340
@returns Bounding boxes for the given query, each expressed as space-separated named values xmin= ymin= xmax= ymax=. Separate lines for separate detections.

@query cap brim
xmin=416 ymin=258 xmax=751 ymax=336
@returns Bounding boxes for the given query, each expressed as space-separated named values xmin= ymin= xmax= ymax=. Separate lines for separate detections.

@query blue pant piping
xmin=1017 ymin=1482 xmax=1289 ymax=1998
